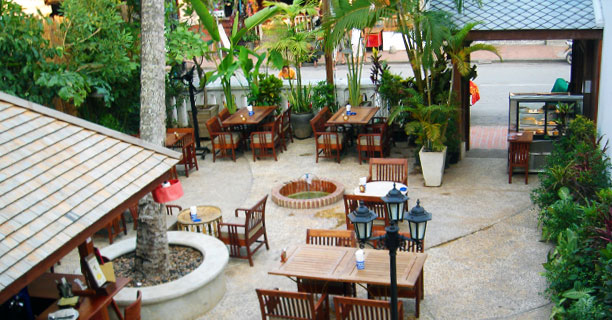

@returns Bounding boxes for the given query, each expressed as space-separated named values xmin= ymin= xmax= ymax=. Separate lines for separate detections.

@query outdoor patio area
xmin=55 ymin=137 xmax=552 ymax=319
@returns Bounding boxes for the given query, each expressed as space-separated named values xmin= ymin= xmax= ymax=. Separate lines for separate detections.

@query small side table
xmin=177 ymin=206 xmax=222 ymax=236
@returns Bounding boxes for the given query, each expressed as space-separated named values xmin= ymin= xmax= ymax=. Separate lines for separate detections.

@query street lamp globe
xmin=406 ymin=199 xmax=432 ymax=246
xmin=381 ymin=183 xmax=408 ymax=222
xmin=347 ymin=201 xmax=377 ymax=243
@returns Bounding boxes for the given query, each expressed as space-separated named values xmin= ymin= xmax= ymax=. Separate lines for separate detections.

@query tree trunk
xmin=135 ymin=0 xmax=169 ymax=277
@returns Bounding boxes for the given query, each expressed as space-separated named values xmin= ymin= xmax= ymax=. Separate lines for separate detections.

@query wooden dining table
xmin=269 ymin=244 xmax=427 ymax=315
xmin=221 ymin=106 xmax=277 ymax=127
xmin=165 ymin=131 xmax=188 ymax=148
xmin=29 ymin=273 xmax=130 ymax=320
xmin=326 ymin=106 xmax=379 ymax=125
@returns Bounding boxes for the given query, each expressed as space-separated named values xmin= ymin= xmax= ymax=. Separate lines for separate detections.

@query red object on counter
xmin=152 ymin=179 xmax=183 ymax=203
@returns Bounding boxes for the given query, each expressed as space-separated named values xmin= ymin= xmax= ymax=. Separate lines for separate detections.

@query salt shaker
xmin=355 ymin=249 xmax=365 ymax=270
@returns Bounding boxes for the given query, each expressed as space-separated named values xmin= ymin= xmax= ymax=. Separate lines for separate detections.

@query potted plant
xmin=247 ymin=73 xmax=283 ymax=112
xmin=262 ymin=0 xmax=320 ymax=138
xmin=390 ymin=90 xmax=455 ymax=186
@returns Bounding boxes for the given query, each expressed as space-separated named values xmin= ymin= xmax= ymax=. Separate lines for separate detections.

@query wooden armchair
xmin=123 ymin=290 xmax=142 ymax=320
xmin=367 ymin=158 xmax=408 ymax=185
xmin=251 ymin=115 xmax=282 ymax=161
xmin=166 ymin=128 xmax=199 ymax=177
xmin=297 ymin=229 xmax=356 ymax=296
xmin=217 ymin=195 xmax=269 ymax=266
xmin=205 ymin=116 xmax=241 ymax=162
xmin=366 ymin=231 xmax=424 ymax=318
xmin=306 ymin=229 xmax=356 ymax=247
xmin=333 ymin=296 xmax=403 ymax=320
xmin=310 ymin=107 xmax=346 ymax=163
xmin=357 ymin=121 xmax=388 ymax=164
xmin=343 ymin=194 xmax=389 ymax=232
xmin=256 ymin=288 xmax=329 ymax=320
xmin=106 ymin=213 xmax=127 ymax=244
xmin=508 ymin=141 xmax=530 ymax=184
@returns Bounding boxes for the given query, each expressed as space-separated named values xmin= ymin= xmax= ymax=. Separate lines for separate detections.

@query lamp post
xmin=348 ymin=184 xmax=431 ymax=320
xmin=405 ymin=200 xmax=432 ymax=252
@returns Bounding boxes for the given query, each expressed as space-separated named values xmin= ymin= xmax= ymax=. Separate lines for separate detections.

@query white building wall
xmin=597 ymin=0 xmax=612 ymax=162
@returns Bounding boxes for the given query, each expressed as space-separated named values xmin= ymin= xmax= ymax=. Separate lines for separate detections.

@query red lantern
xmin=152 ymin=179 xmax=183 ymax=203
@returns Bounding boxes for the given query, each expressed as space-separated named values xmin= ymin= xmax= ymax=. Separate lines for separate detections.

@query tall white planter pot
xmin=419 ymin=146 xmax=447 ymax=187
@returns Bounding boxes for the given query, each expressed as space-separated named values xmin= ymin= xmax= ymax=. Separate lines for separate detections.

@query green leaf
xmin=190 ymin=0 xmax=220 ymax=42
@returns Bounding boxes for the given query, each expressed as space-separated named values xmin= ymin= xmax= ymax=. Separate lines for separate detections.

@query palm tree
xmin=262 ymin=0 xmax=320 ymax=113
xmin=136 ymin=0 xmax=170 ymax=276
xmin=444 ymin=22 xmax=501 ymax=105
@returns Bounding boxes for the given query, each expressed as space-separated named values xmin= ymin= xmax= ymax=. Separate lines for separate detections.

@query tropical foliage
xmin=532 ymin=116 xmax=612 ymax=319
xmin=263 ymin=0 xmax=320 ymax=114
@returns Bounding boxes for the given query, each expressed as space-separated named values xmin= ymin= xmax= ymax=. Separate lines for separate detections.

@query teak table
xmin=326 ymin=107 xmax=379 ymax=125
xmin=221 ymin=106 xmax=277 ymax=127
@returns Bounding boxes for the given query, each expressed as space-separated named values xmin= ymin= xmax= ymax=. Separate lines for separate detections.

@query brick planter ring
xmin=271 ymin=179 xmax=345 ymax=209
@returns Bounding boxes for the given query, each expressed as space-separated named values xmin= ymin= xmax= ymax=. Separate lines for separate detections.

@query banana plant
xmin=190 ymin=0 xmax=279 ymax=113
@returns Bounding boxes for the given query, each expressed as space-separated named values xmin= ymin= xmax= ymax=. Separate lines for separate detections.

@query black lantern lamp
xmin=406 ymin=199 xmax=432 ymax=251
xmin=347 ymin=201 xmax=377 ymax=246
xmin=381 ymin=183 xmax=408 ymax=222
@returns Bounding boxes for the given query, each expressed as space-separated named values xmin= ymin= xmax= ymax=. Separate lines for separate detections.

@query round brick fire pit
xmin=271 ymin=178 xmax=344 ymax=209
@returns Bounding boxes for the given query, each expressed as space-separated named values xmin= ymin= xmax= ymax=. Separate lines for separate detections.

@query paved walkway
xmin=173 ymin=138 xmax=550 ymax=319
xmin=470 ymin=126 xmax=509 ymax=150
xmin=55 ymin=136 xmax=551 ymax=319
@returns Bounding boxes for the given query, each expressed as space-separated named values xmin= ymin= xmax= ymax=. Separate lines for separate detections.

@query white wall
xmin=13 ymin=0 xmax=52 ymax=16
xmin=597 ymin=0 xmax=612 ymax=163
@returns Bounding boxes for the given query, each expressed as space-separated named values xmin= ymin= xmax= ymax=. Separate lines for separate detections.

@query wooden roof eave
xmin=466 ymin=29 xmax=603 ymax=41
xmin=0 ymin=92 xmax=182 ymax=161
xmin=0 ymin=169 xmax=171 ymax=305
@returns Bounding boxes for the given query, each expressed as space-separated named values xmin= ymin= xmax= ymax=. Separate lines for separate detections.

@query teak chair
xmin=205 ymin=116 xmax=241 ymax=162
xmin=298 ymin=229 xmax=356 ymax=296
xmin=106 ymin=213 xmax=127 ymax=244
xmin=333 ymin=296 xmax=403 ymax=320
xmin=366 ymin=230 xmax=424 ymax=318
xmin=166 ymin=128 xmax=198 ymax=177
xmin=367 ymin=158 xmax=408 ymax=185
xmin=124 ymin=290 xmax=142 ymax=320
xmin=251 ymin=115 xmax=282 ymax=161
xmin=256 ymin=288 xmax=329 ymax=320
xmin=508 ymin=141 xmax=530 ymax=184
xmin=343 ymin=194 xmax=389 ymax=232
xmin=217 ymin=195 xmax=269 ymax=266
xmin=310 ymin=107 xmax=345 ymax=163
xmin=357 ymin=122 xmax=388 ymax=164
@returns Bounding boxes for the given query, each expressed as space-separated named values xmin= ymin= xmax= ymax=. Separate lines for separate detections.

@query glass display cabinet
xmin=508 ymin=93 xmax=583 ymax=172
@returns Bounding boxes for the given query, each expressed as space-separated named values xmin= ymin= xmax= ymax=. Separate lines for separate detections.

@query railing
xmin=172 ymin=83 xmax=389 ymax=127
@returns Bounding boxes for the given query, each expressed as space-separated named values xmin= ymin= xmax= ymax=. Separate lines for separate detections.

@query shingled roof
xmin=0 ymin=91 xmax=181 ymax=303
xmin=430 ymin=0 xmax=604 ymax=31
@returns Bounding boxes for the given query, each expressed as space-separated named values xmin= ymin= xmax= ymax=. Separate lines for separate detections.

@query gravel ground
xmin=113 ymin=245 xmax=202 ymax=287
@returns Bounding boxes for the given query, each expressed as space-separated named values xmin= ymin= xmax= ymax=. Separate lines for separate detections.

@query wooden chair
xmin=366 ymin=231 xmax=424 ymax=319
xmin=217 ymin=195 xmax=269 ymax=266
xmin=205 ymin=116 xmax=241 ymax=162
xmin=306 ymin=229 xmax=356 ymax=247
xmin=106 ymin=213 xmax=127 ymax=244
xmin=508 ymin=141 xmax=530 ymax=184
xmin=334 ymin=296 xmax=403 ymax=320
xmin=280 ymin=108 xmax=293 ymax=150
xmin=343 ymin=194 xmax=389 ymax=232
xmin=124 ymin=290 xmax=142 ymax=320
xmin=166 ymin=128 xmax=198 ymax=177
xmin=256 ymin=288 xmax=329 ymax=320
xmin=357 ymin=121 xmax=387 ymax=164
xmin=297 ymin=229 xmax=356 ymax=296
xmin=367 ymin=158 xmax=408 ymax=185
xmin=251 ymin=115 xmax=282 ymax=161
xmin=310 ymin=107 xmax=345 ymax=163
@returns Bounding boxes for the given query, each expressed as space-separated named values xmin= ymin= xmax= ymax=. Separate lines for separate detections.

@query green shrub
xmin=248 ymin=74 xmax=283 ymax=107
xmin=532 ymin=116 xmax=611 ymax=209
xmin=311 ymin=81 xmax=337 ymax=112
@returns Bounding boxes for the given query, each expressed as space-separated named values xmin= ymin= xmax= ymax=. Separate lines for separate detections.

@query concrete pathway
xmin=54 ymin=136 xmax=552 ymax=319
xmin=174 ymin=138 xmax=552 ymax=319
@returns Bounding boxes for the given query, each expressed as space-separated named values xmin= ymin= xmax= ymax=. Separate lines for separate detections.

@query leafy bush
xmin=534 ymin=117 xmax=612 ymax=319
xmin=311 ymin=81 xmax=337 ymax=112
xmin=247 ymin=74 xmax=283 ymax=107
xmin=532 ymin=116 xmax=611 ymax=209
xmin=0 ymin=1 xmax=55 ymax=104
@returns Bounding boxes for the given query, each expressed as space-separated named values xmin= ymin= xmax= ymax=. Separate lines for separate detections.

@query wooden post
xmin=322 ymin=0 xmax=334 ymax=85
